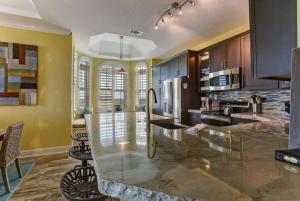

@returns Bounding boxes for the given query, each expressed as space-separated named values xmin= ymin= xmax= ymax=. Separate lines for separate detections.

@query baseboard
xmin=20 ymin=145 xmax=71 ymax=158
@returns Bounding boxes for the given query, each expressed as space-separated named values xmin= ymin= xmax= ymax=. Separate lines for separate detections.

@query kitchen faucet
xmin=146 ymin=88 xmax=157 ymax=159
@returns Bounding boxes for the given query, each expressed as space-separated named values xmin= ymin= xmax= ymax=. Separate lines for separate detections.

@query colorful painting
xmin=0 ymin=42 xmax=38 ymax=105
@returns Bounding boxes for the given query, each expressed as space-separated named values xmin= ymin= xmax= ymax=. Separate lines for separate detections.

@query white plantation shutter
xmin=135 ymin=62 xmax=148 ymax=106
xmin=79 ymin=61 xmax=90 ymax=110
xmin=98 ymin=62 xmax=127 ymax=112
xmin=98 ymin=64 xmax=113 ymax=112
xmin=74 ymin=55 xmax=90 ymax=112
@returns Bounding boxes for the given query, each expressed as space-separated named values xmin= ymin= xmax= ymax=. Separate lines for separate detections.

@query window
xmin=79 ymin=60 xmax=90 ymax=110
xmin=98 ymin=62 xmax=127 ymax=112
xmin=135 ymin=62 xmax=148 ymax=106
xmin=73 ymin=55 xmax=90 ymax=112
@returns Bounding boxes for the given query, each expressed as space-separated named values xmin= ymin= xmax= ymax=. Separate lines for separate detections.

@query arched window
xmin=74 ymin=55 xmax=90 ymax=112
xmin=98 ymin=62 xmax=127 ymax=112
xmin=135 ymin=62 xmax=148 ymax=107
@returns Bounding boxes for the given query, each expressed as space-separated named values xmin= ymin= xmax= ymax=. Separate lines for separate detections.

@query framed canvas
xmin=0 ymin=42 xmax=38 ymax=105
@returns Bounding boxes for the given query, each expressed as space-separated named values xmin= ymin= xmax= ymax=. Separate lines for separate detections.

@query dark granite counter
xmin=86 ymin=112 xmax=297 ymax=201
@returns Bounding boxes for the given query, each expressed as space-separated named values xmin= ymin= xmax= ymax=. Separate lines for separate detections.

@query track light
xmin=189 ymin=0 xmax=195 ymax=6
xmin=179 ymin=7 xmax=183 ymax=15
xmin=154 ymin=0 xmax=197 ymax=30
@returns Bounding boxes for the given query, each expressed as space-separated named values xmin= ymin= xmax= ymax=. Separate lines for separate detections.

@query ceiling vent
xmin=130 ymin=29 xmax=144 ymax=37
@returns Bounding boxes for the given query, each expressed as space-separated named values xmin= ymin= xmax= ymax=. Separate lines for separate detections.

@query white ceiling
xmin=0 ymin=0 xmax=249 ymax=60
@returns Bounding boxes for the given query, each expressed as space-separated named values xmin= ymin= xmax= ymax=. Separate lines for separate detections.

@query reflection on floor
xmin=10 ymin=153 xmax=119 ymax=201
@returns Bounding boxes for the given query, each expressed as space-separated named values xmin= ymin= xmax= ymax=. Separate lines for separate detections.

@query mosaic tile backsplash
xmin=209 ymin=89 xmax=291 ymax=116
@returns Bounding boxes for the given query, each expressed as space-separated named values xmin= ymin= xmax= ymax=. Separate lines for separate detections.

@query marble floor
xmin=10 ymin=153 xmax=118 ymax=201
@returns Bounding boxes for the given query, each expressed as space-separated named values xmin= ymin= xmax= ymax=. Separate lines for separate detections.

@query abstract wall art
xmin=0 ymin=42 xmax=38 ymax=105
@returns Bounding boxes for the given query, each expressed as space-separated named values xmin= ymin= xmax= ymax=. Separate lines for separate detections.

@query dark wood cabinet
xmin=152 ymin=85 xmax=162 ymax=115
xmin=210 ymin=37 xmax=241 ymax=72
xmin=210 ymin=43 xmax=226 ymax=72
xmin=226 ymin=37 xmax=241 ymax=68
xmin=160 ymin=61 xmax=171 ymax=81
xmin=152 ymin=65 xmax=161 ymax=86
xmin=152 ymin=50 xmax=200 ymax=116
xmin=178 ymin=52 xmax=188 ymax=77
xmin=188 ymin=112 xmax=201 ymax=126
xmin=250 ymin=0 xmax=297 ymax=80
xmin=169 ymin=57 xmax=179 ymax=78
xmin=241 ymin=33 xmax=278 ymax=90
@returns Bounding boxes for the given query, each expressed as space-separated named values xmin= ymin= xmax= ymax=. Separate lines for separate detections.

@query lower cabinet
xmin=188 ymin=112 xmax=201 ymax=126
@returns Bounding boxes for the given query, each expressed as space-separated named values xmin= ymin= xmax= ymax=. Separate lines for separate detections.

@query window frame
xmin=98 ymin=62 xmax=128 ymax=113
xmin=135 ymin=62 xmax=148 ymax=107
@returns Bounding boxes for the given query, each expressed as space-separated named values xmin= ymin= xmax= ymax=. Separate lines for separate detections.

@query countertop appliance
xmin=200 ymin=100 xmax=252 ymax=127
xmin=163 ymin=78 xmax=184 ymax=122
xmin=248 ymin=95 xmax=266 ymax=113
xmin=209 ymin=68 xmax=241 ymax=91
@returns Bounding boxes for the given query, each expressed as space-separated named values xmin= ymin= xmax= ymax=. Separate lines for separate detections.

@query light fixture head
xmin=168 ymin=11 xmax=173 ymax=17
xmin=161 ymin=18 xmax=165 ymax=23
xmin=155 ymin=25 xmax=158 ymax=30
xmin=189 ymin=0 xmax=195 ymax=6
xmin=179 ymin=7 xmax=183 ymax=15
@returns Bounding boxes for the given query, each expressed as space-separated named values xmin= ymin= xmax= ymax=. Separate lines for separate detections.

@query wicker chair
xmin=0 ymin=121 xmax=24 ymax=193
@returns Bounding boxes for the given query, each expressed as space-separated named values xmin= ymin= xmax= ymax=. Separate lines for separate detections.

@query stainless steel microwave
xmin=209 ymin=68 xmax=241 ymax=91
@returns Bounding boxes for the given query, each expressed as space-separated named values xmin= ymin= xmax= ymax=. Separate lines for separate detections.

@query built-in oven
xmin=209 ymin=68 xmax=241 ymax=91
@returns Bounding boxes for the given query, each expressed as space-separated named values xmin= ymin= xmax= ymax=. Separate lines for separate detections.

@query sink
xmin=152 ymin=122 xmax=185 ymax=130
xmin=201 ymin=117 xmax=261 ymax=127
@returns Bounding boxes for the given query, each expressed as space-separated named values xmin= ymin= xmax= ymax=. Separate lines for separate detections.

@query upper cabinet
xmin=160 ymin=61 xmax=171 ymax=81
xmin=226 ymin=37 xmax=241 ymax=68
xmin=210 ymin=37 xmax=241 ymax=72
xmin=250 ymin=0 xmax=297 ymax=80
xmin=241 ymin=33 xmax=279 ymax=90
xmin=178 ymin=52 xmax=188 ymax=77
xmin=152 ymin=64 xmax=161 ymax=86
xmin=210 ymin=43 xmax=226 ymax=72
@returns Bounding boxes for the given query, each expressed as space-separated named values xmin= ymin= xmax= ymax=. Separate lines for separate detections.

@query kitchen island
xmin=85 ymin=112 xmax=297 ymax=201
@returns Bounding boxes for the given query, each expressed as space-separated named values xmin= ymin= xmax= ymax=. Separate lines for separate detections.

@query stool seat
xmin=69 ymin=145 xmax=92 ymax=161
xmin=72 ymin=131 xmax=88 ymax=142
xmin=60 ymin=166 xmax=107 ymax=201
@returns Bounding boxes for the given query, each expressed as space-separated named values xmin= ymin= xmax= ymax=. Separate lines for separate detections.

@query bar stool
xmin=72 ymin=128 xmax=89 ymax=146
xmin=60 ymin=166 xmax=107 ymax=201
xmin=69 ymin=145 xmax=92 ymax=167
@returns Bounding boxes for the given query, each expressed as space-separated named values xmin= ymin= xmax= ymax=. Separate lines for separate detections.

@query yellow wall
xmin=0 ymin=26 xmax=72 ymax=151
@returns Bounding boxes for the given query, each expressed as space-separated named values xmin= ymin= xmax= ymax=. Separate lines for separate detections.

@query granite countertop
xmin=86 ymin=112 xmax=297 ymax=201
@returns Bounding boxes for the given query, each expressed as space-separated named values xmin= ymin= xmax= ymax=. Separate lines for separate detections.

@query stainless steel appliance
xmin=209 ymin=68 xmax=241 ymax=91
xmin=163 ymin=78 xmax=183 ymax=122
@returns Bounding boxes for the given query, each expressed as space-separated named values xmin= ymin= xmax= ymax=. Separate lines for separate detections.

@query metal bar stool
xmin=72 ymin=128 xmax=89 ymax=146
xmin=60 ymin=166 xmax=107 ymax=201
xmin=69 ymin=145 xmax=92 ymax=167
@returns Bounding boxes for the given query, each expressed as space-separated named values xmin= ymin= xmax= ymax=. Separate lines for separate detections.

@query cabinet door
xmin=188 ymin=112 xmax=201 ymax=126
xmin=211 ymin=44 xmax=226 ymax=72
xmin=152 ymin=65 xmax=161 ymax=86
xmin=178 ymin=53 xmax=188 ymax=77
xmin=170 ymin=57 xmax=179 ymax=78
xmin=152 ymin=85 xmax=162 ymax=115
xmin=226 ymin=37 xmax=241 ymax=69
xmin=250 ymin=0 xmax=297 ymax=79
xmin=241 ymin=34 xmax=278 ymax=90
xmin=160 ymin=62 xmax=171 ymax=81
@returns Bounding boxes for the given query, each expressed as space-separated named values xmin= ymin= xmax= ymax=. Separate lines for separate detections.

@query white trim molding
xmin=20 ymin=145 xmax=70 ymax=158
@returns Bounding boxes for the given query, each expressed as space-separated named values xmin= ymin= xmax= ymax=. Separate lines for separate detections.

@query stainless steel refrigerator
xmin=163 ymin=78 xmax=184 ymax=123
